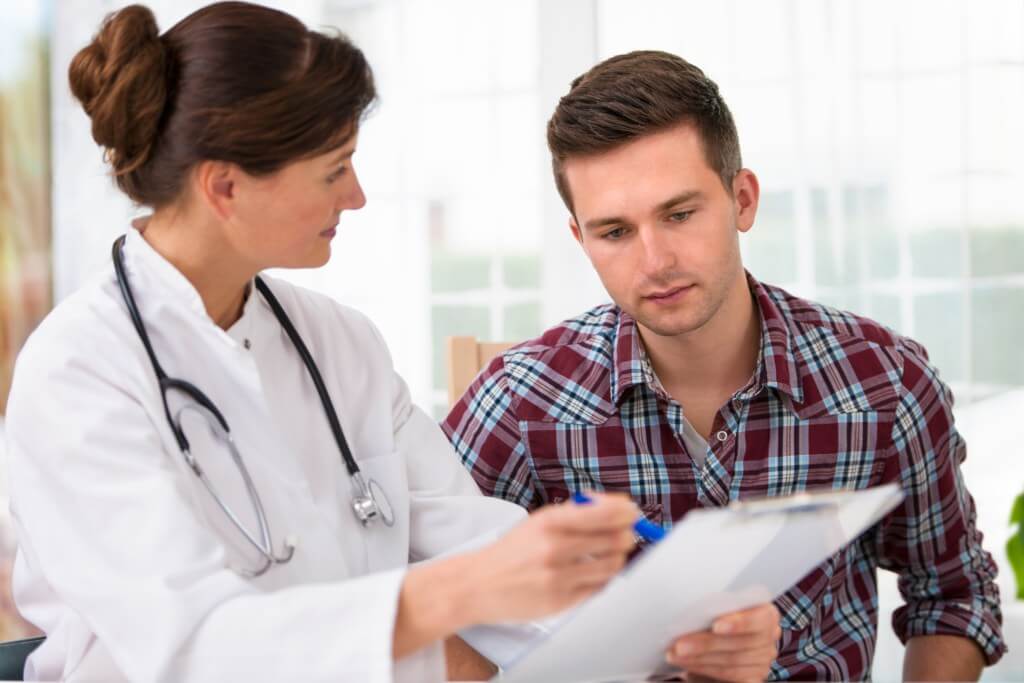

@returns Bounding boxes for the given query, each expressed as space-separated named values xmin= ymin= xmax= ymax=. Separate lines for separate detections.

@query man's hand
xmin=665 ymin=603 xmax=781 ymax=683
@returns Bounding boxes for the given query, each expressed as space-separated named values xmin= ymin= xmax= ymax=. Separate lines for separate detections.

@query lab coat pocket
xmin=350 ymin=451 xmax=410 ymax=571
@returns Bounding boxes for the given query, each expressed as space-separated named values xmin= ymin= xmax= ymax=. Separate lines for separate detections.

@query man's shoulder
xmin=763 ymin=282 xmax=907 ymax=350
xmin=472 ymin=303 xmax=622 ymax=421
xmin=761 ymin=282 xmax=932 ymax=398
xmin=504 ymin=302 xmax=620 ymax=357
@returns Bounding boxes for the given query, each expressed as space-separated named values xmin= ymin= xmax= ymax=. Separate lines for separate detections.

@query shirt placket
xmin=698 ymin=395 xmax=747 ymax=507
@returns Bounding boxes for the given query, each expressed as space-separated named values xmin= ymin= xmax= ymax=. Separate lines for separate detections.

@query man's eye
xmin=603 ymin=227 xmax=627 ymax=240
xmin=668 ymin=210 xmax=693 ymax=223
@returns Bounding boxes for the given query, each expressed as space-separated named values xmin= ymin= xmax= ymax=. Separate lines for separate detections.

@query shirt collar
xmin=609 ymin=309 xmax=647 ymax=405
xmin=608 ymin=272 xmax=804 ymax=406
xmin=747 ymin=272 xmax=803 ymax=404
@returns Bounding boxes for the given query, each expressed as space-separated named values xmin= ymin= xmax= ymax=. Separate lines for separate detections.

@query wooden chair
xmin=445 ymin=336 xmax=515 ymax=408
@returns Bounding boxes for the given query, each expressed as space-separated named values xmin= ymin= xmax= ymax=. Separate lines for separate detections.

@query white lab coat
xmin=4 ymin=228 xmax=534 ymax=682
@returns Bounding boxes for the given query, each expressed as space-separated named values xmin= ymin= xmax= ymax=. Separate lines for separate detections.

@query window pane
xmin=431 ymin=305 xmax=490 ymax=391
xmin=503 ymin=302 xmax=541 ymax=342
xmin=914 ymin=291 xmax=967 ymax=385
xmin=741 ymin=191 xmax=797 ymax=284
xmin=970 ymin=226 xmax=1024 ymax=277
xmin=503 ymin=253 xmax=540 ymax=289
xmin=970 ymin=287 xmax=1024 ymax=389
xmin=431 ymin=248 xmax=490 ymax=293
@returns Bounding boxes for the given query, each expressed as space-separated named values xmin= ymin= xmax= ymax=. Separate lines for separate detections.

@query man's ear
xmin=569 ymin=215 xmax=584 ymax=247
xmin=732 ymin=168 xmax=760 ymax=234
xmin=194 ymin=160 xmax=237 ymax=221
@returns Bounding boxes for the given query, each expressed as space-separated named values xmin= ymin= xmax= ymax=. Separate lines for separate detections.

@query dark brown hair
xmin=68 ymin=2 xmax=376 ymax=207
xmin=547 ymin=50 xmax=741 ymax=211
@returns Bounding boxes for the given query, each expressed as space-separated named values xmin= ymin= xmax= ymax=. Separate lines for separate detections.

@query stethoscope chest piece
xmin=351 ymin=472 xmax=395 ymax=527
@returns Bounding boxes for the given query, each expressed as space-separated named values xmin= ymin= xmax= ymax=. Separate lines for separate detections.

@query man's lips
xmin=642 ymin=284 xmax=693 ymax=301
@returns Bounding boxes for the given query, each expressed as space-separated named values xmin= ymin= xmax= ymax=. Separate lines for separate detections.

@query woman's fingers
xmin=466 ymin=491 xmax=644 ymax=623
xmin=553 ymin=528 xmax=637 ymax=563
xmin=540 ymin=492 xmax=640 ymax=533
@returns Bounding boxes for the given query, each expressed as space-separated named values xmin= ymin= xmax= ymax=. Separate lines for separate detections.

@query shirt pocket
xmin=520 ymin=419 xmax=679 ymax=513
xmin=520 ymin=421 xmax=602 ymax=504
xmin=753 ymin=411 xmax=887 ymax=498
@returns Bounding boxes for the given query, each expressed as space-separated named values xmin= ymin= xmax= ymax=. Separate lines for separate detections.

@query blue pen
xmin=572 ymin=492 xmax=666 ymax=544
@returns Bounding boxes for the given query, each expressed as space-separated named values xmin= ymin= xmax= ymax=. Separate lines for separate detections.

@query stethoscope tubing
xmin=111 ymin=234 xmax=392 ymax=576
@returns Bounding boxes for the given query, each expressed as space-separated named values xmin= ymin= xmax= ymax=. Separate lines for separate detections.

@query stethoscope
xmin=112 ymin=235 xmax=394 ymax=577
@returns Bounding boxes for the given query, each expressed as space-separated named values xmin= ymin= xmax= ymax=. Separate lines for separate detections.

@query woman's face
xmin=226 ymin=133 xmax=366 ymax=271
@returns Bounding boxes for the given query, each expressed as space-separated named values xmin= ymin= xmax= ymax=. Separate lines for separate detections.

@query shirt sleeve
xmin=441 ymin=354 xmax=541 ymax=511
xmin=875 ymin=338 xmax=1006 ymax=664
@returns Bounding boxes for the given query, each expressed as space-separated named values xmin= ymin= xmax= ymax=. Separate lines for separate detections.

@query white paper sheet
xmin=496 ymin=484 xmax=904 ymax=683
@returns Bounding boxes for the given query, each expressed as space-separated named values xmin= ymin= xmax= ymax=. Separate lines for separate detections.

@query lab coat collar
xmin=122 ymin=223 xmax=262 ymax=348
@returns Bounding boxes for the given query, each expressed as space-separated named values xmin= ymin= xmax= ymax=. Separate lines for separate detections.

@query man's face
xmin=564 ymin=123 xmax=758 ymax=339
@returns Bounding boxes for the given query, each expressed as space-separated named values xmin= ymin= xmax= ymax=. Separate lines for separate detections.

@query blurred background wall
xmin=1 ymin=0 xmax=1022 ymax=678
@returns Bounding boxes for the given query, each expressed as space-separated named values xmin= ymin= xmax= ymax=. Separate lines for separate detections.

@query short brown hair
xmin=547 ymin=50 xmax=741 ymax=211
xmin=69 ymin=2 xmax=376 ymax=207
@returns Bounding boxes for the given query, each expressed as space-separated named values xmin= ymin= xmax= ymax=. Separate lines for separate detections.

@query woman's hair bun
xmin=68 ymin=4 xmax=168 ymax=178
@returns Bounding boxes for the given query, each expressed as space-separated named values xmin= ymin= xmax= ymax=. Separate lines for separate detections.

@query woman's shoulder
xmin=16 ymin=272 xmax=128 ymax=370
xmin=256 ymin=275 xmax=388 ymax=352
xmin=7 ymin=271 xmax=139 ymax=422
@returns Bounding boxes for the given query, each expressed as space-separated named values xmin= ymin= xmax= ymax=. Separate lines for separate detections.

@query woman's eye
xmin=326 ymin=167 xmax=347 ymax=183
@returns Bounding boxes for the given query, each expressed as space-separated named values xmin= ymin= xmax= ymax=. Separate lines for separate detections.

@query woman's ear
xmin=193 ymin=160 xmax=237 ymax=221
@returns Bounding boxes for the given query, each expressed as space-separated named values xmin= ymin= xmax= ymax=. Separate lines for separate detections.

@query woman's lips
xmin=320 ymin=227 xmax=337 ymax=238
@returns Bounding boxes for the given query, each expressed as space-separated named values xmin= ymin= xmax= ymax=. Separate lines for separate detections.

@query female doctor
xmin=3 ymin=3 xmax=645 ymax=681
xmin=6 ymin=3 xmax=782 ymax=682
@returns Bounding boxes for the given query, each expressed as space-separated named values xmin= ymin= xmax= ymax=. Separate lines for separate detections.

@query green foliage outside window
xmin=1010 ymin=492 xmax=1024 ymax=600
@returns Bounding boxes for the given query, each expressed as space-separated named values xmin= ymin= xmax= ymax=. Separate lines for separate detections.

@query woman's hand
xmin=393 ymin=492 xmax=638 ymax=660
xmin=462 ymin=492 xmax=639 ymax=624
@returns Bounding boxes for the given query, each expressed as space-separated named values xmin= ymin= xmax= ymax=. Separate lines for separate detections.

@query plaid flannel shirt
xmin=443 ymin=275 xmax=1005 ymax=680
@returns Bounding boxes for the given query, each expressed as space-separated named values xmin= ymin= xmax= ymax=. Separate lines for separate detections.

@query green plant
xmin=1010 ymin=491 xmax=1024 ymax=600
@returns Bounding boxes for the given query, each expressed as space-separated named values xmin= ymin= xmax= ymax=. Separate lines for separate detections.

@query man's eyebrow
xmin=582 ymin=190 xmax=705 ymax=231
xmin=654 ymin=190 xmax=704 ymax=213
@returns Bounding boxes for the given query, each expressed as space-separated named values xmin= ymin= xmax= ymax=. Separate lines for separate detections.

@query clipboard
xmin=495 ymin=484 xmax=904 ymax=683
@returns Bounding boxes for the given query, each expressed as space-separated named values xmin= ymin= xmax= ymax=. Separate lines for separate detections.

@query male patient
xmin=444 ymin=51 xmax=1005 ymax=681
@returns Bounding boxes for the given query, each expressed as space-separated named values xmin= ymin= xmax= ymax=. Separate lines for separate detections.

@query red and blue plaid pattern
xmin=443 ymin=275 xmax=1005 ymax=680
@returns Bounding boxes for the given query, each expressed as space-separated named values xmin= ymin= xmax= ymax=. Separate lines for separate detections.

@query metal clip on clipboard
xmin=727 ymin=491 xmax=843 ymax=517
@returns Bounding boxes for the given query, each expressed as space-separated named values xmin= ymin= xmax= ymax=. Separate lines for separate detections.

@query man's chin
xmin=626 ymin=309 xmax=703 ymax=338
xmin=637 ymin=320 xmax=702 ymax=338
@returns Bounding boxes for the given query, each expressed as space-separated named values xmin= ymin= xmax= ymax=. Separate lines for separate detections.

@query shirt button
xmin=716 ymin=430 xmax=729 ymax=442
xmin=243 ymin=338 xmax=252 ymax=350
